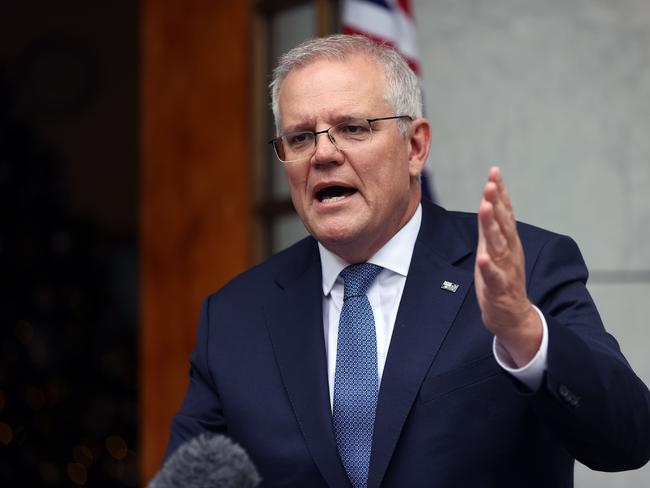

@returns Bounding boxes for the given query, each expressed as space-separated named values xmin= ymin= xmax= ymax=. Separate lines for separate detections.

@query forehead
xmin=277 ymin=55 xmax=391 ymax=129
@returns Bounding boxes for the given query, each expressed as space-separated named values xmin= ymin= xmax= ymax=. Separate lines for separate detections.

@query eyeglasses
xmin=268 ymin=115 xmax=412 ymax=163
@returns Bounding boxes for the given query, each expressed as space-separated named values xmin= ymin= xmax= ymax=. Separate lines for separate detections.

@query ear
xmin=407 ymin=118 xmax=432 ymax=177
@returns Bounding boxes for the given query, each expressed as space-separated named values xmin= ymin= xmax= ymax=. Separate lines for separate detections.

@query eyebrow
xmin=282 ymin=114 xmax=371 ymax=134
xmin=282 ymin=122 xmax=313 ymax=134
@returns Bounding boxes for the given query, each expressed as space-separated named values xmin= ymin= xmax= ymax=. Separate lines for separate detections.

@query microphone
xmin=147 ymin=433 xmax=261 ymax=488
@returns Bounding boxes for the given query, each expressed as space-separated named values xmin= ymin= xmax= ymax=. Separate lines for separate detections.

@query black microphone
xmin=147 ymin=433 xmax=261 ymax=488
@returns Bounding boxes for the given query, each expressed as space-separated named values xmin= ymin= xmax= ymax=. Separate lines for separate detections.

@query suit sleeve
xmin=164 ymin=295 xmax=226 ymax=459
xmin=524 ymin=233 xmax=650 ymax=471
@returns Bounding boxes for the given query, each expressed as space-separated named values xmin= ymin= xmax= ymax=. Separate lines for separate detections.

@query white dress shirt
xmin=318 ymin=204 xmax=548 ymax=409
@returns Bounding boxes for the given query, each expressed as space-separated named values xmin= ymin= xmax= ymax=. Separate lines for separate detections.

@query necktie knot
xmin=340 ymin=263 xmax=383 ymax=300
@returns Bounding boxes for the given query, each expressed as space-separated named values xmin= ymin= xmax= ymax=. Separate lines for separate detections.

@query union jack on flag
xmin=341 ymin=0 xmax=435 ymax=202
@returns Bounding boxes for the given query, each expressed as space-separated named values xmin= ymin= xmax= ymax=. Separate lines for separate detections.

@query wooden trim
xmin=254 ymin=0 xmax=310 ymax=14
xmin=251 ymin=10 xmax=272 ymax=262
xmin=315 ymin=0 xmax=338 ymax=36
xmin=139 ymin=1 xmax=251 ymax=483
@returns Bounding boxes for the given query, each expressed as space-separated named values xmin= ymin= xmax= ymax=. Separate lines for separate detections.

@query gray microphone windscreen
xmin=148 ymin=433 xmax=261 ymax=488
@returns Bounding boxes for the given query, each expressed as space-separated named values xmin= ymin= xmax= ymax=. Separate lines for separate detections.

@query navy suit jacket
xmin=166 ymin=199 xmax=650 ymax=487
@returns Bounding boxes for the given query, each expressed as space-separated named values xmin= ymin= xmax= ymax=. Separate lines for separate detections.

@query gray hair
xmin=269 ymin=34 xmax=422 ymax=135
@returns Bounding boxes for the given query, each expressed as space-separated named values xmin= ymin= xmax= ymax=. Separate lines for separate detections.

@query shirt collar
xmin=318 ymin=203 xmax=422 ymax=296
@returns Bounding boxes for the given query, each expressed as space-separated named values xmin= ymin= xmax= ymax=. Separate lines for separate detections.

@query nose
xmin=311 ymin=130 xmax=343 ymax=166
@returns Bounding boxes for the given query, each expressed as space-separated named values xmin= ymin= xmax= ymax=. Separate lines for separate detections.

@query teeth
xmin=322 ymin=195 xmax=347 ymax=203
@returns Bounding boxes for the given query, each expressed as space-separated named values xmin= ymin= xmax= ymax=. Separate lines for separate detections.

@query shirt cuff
xmin=492 ymin=305 xmax=548 ymax=392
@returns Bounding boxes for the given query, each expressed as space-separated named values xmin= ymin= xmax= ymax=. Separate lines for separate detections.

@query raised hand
xmin=475 ymin=167 xmax=542 ymax=367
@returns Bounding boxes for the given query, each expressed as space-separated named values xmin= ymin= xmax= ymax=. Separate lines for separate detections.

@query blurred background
xmin=0 ymin=1 xmax=137 ymax=487
xmin=1 ymin=0 xmax=648 ymax=487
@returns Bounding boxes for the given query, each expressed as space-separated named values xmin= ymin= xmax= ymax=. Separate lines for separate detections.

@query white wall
xmin=414 ymin=0 xmax=650 ymax=485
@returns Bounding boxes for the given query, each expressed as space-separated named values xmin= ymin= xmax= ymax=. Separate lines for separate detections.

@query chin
xmin=313 ymin=226 xmax=355 ymax=246
xmin=310 ymin=220 xmax=359 ymax=244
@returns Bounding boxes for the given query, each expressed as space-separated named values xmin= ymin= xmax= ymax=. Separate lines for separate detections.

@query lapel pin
xmin=441 ymin=281 xmax=459 ymax=293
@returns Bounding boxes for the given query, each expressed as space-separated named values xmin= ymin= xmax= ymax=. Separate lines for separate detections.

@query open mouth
xmin=315 ymin=185 xmax=358 ymax=203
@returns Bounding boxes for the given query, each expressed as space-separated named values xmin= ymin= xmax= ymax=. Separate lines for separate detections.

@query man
xmin=165 ymin=35 xmax=650 ymax=487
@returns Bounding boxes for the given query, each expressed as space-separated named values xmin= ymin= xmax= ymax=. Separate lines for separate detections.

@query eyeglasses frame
xmin=268 ymin=115 xmax=413 ymax=163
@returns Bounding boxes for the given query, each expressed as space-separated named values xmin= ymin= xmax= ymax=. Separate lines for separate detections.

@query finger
xmin=485 ymin=168 xmax=517 ymax=248
xmin=476 ymin=251 xmax=507 ymax=292
xmin=488 ymin=166 xmax=514 ymax=214
xmin=492 ymin=192 xmax=517 ymax=248
xmin=480 ymin=183 xmax=510 ymax=255
xmin=479 ymin=198 xmax=508 ymax=259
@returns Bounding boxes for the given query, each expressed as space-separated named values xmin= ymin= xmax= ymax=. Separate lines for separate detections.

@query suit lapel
xmin=368 ymin=201 xmax=475 ymax=488
xmin=263 ymin=240 xmax=352 ymax=488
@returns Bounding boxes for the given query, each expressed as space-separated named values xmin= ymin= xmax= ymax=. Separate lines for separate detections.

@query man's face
xmin=277 ymin=55 xmax=426 ymax=262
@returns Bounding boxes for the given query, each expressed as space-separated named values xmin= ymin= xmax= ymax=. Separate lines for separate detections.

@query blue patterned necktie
xmin=333 ymin=262 xmax=383 ymax=488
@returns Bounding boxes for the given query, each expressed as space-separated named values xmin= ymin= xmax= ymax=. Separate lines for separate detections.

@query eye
xmin=337 ymin=122 xmax=370 ymax=138
xmin=285 ymin=132 xmax=312 ymax=148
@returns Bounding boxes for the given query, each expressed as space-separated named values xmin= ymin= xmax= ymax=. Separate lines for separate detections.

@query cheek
xmin=369 ymin=153 xmax=410 ymax=191
xmin=284 ymin=166 xmax=308 ymax=197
